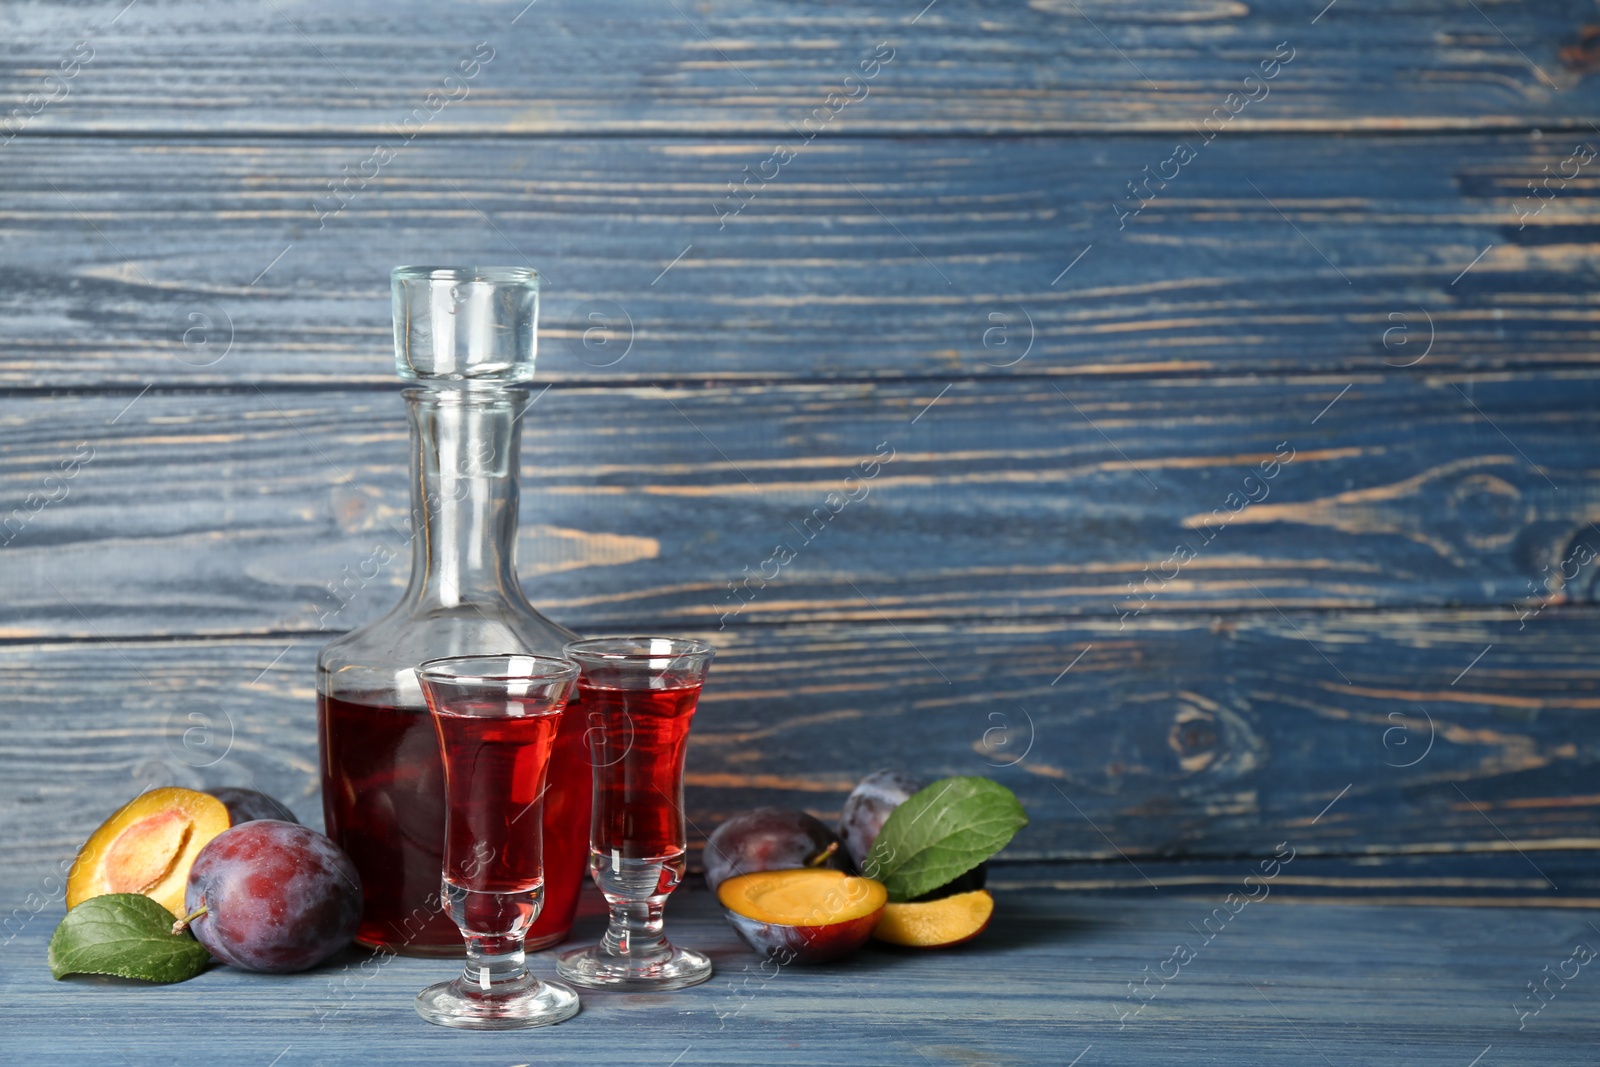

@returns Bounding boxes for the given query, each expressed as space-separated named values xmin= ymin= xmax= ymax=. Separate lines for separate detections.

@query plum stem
xmin=170 ymin=904 xmax=208 ymax=936
xmin=806 ymin=841 xmax=840 ymax=867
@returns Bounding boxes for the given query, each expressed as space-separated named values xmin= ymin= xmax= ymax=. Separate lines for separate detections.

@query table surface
xmin=10 ymin=878 xmax=1599 ymax=1066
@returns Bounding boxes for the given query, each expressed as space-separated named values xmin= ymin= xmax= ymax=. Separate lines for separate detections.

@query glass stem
xmin=603 ymin=900 xmax=669 ymax=962
xmin=461 ymin=933 xmax=530 ymax=992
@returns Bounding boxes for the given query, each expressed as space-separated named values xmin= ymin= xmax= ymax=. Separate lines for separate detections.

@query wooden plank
xmin=3 ymin=610 xmax=1595 ymax=866
xmin=3 ymin=133 xmax=1600 ymax=386
xmin=2 ymin=885 xmax=1597 ymax=1064
xmin=4 ymin=374 xmax=1600 ymax=637
xmin=991 ymin=852 xmax=1600 ymax=906
xmin=5 ymin=0 xmax=1600 ymax=135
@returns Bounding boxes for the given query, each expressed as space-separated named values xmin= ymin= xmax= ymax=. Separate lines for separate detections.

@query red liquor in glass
xmin=318 ymin=690 xmax=591 ymax=953
xmin=435 ymin=703 xmax=560 ymax=886
xmin=414 ymin=654 xmax=581 ymax=1030
xmin=585 ymin=680 xmax=701 ymax=868
xmin=557 ymin=637 xmax=714 ymax=991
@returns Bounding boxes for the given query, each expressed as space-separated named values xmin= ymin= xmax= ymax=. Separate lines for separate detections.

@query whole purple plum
xmin=183 ymin=820 xmax=361 ymax=973
xmin=703 ymin=808 xmax=849 ymax=892
xmin=841 ymin=770 xmax=988 ymax=896
xmin=838 ymin=770 xmax=924 ymax=871
xmin=207 ymin=787 xmax=299 ymax=826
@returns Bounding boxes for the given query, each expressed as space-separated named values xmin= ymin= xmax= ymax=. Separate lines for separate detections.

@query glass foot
xmin=415 ymin=972 xmax=580 ymax=1030
xmin=556 ymin=943 xmax=712 ymax=991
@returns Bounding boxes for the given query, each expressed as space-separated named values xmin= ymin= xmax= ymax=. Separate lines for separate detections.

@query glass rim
xmin=399 ymin=385 xmax=526 ymax=404
xmin=562 ymin=636 xmax=714 ymax=662
xmin=417 ymin=653 xmax=578 ymax=685
xmin=392 ymin=265 xmax=540 ymax=285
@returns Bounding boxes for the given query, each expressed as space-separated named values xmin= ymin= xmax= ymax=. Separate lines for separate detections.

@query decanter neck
xmin=401 ymin=385 xmax=529 ymax=609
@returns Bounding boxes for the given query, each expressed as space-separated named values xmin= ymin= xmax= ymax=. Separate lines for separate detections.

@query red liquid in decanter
xmin=319 ymin=692 xmax=591 ymax=953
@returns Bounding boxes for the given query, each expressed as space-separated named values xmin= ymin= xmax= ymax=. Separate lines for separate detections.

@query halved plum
xmin=67 ymin=787 xmax=231 ymax=918
xmin=872 ymin=888 xmax=993 ymax=948
xmin=718 ymin=868 xmax=886 ymax=964
xmin=703 ymin=807 xmax=849 ymax=892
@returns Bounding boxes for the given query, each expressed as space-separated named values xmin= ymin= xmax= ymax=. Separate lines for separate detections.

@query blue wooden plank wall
xmin=3 ymin=0 xmax=1600 ymax=900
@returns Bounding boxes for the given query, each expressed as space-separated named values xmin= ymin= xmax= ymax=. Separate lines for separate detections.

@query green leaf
xmin=862 ymin=777 xmax=1028 ymax=903
xmin=48 ymin=894 xmax=211 ymax=983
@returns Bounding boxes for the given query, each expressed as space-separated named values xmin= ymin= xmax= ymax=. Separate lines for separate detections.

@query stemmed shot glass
xmin=556 ymin=637 xmax=715 ymax=991
xmin=414 ymin=655 xmax=583 ymax=1030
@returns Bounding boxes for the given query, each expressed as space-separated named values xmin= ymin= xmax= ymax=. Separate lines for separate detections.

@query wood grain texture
xmin=3 ymin=883 xmax=1597 ymax=1065
xmin=5 ymin=375 xmax=1600 ymax=637
xmin=4 ymin=610 xmax=1595 ymax=865
xmin=4 ymin=0 xmax=1598 ymax=942
xmin=2 ymin=134 xmax=1600 ymax=386
xmin=4 ymin=0 xmax=1600 ymax=134
xmin=992 ymin=852 xmax=1600 ymax=906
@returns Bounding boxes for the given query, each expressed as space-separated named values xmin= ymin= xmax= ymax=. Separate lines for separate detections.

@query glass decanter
xmin=317 ymin=266 xmax=589 ymax=956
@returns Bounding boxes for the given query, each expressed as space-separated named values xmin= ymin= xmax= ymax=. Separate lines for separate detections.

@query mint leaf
xmin=862 ymin=777 xmax=1027 ymax=902
xmin=49 ymin=894 xmax=210 ymax=983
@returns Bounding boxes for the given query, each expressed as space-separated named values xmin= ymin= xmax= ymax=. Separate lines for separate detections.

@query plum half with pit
xmin=181 ymin=820 xmax=361 ymax=973
xmin=703 ymin=807 xmax=849 ymax=892
xmin=66 ymin=787 xmax=230 ymax=918
xmin=207 ymin=788 xmax=298 ymax=826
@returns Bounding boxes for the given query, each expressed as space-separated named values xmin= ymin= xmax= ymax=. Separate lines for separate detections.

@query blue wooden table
xmin=4 ymin=0 xmax=1600 ymax=1061
xmin=11 ymin=878 xmax=1600 ymax=1065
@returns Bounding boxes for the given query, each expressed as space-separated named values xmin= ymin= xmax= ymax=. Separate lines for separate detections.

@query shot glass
xmin=556 ymin=637 xmax=715 ymax=991
xmin=414 ymin=654 xmax=582 ymax=1030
